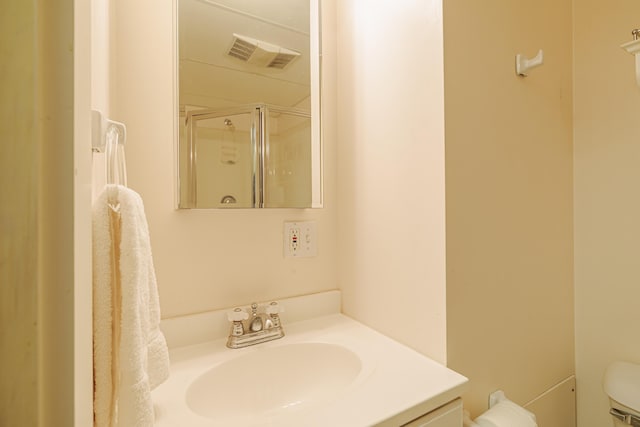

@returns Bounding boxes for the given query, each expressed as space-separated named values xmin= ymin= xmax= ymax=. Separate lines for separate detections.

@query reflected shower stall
xmin=179 ymin=104 xmax=312 ymax=208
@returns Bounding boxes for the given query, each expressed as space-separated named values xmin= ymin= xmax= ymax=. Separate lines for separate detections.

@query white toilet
xmin=463 ymin=391 xmax=538 ymax=427
xmin=604 ymin=361 xmax=640 ymax=426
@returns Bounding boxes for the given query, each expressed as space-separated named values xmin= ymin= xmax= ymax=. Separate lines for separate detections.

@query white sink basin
xmin=152 ymin=313 xmax=468 ymax=427
xmin=185 ymin=342 xmax=362 ymax=421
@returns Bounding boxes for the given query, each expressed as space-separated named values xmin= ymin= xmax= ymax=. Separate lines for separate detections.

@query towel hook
xmin=516 ymin=49 xmax=544 ymax=77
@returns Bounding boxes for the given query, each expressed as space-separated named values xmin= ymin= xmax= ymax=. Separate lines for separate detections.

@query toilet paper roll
xmin=475 ymin=399 xmax=538 ymax=427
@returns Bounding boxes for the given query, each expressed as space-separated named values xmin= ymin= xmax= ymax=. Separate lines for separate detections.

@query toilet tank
xmin=604 ymin=361 xmax=640 ymax=421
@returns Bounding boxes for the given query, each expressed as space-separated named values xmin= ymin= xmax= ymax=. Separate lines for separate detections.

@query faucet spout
xmin=250 ymin=316 xmax=263 ymax=332
xmin=249 ymin=302 xmax=263 ymax=331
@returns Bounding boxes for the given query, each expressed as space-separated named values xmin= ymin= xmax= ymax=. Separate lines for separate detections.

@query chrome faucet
xmin=226 ymin=301 xmax=284 ymax=349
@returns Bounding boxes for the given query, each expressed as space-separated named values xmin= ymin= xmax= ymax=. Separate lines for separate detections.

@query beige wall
xmin=90 ymin=0 xmax=114 ymax=196
xmin=1 ymin=2 xmax=39 ymax=424
xmin=443 ymin=0 xmax=575 ymax=419
xmin=336 ymin=0 xmax=448 ymax=364
xmin=524 ymin=376 xmax=576 ymax=427
xmin=1 ymin=1 xmax=79 ymax=426
xmin=76 ymin=0 xmax=94 ymax=424
xmin=574 ymin=1 xmax=640 ymax=426
xmin=38 ymin=0 xmax=77 ymax=421
xmin=110 ymin=0 xmax=338 ymax=318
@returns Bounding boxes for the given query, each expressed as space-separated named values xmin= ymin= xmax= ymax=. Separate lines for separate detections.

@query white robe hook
xmin=516 ymin=49 xmax=544 ymax=77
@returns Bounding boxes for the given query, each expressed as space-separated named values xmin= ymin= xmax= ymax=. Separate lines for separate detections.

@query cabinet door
xmin=402 ymin=398 xmax=463 ymax=427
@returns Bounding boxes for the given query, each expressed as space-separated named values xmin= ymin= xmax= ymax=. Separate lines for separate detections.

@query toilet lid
xmin=604 ymin=361 xmax=640 ymax=412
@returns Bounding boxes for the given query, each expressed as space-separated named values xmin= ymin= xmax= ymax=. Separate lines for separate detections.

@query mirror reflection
xmin=177 ymin=0 xmax=322 ymax=208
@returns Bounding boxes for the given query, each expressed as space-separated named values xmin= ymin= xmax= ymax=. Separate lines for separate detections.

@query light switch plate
xmin=283 ymin=221 xmax=317 ymax=258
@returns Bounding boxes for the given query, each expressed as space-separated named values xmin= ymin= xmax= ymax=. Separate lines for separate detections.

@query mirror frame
xmin=172 ymin=0 xmax=323 ymax=209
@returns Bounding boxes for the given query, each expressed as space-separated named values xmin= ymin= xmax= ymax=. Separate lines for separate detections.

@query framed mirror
xmin=176 ymin=0 xmax=322 ymax=208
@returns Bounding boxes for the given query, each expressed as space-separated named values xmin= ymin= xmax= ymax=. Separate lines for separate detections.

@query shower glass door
xmin=179 ymin=104 xmax=314 ymax=208
xmin=182 ymin=107 xmax=259 ymax=208
xmin=264 ymin=106 xmax=312 ymax=208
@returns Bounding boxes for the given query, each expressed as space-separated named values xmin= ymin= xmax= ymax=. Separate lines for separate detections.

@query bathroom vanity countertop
xmin=152 ymin=313 xmax=468 ymax=427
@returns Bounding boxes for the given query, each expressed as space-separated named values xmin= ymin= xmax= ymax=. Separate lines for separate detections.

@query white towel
xmin=93 ymin=184 xmax=170 ymax=427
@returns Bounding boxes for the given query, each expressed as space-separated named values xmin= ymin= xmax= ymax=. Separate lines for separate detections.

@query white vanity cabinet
xmin=402 ymin=399 xmax=463 ymax=427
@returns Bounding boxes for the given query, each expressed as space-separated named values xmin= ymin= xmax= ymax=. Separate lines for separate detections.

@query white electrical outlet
xmin=283 ymin=221 xmax=317 ymax=258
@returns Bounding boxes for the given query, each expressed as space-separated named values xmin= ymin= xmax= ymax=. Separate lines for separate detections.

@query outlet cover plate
xmin=283 ymin=221 xmax=317 ymax=258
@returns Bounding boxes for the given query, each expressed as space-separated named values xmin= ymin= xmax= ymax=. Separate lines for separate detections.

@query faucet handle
xmin=265 ymin=301 xmax=283 ymax=315
xmin=227 ymin=307 xmax=249 ymax=322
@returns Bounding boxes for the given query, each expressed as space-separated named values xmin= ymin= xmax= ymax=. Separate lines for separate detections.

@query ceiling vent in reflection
xmin=227 ymin=34 xmax=300 ymax=69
